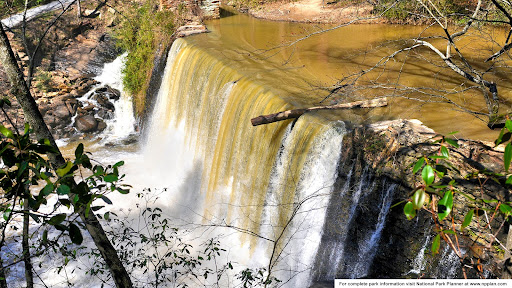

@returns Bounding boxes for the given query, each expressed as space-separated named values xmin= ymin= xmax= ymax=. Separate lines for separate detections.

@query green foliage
xmin=83 ymin=191 xmax=235 ymax=287
xmin=0 ymin=110 xmax=130 ymax=277
xmin=115 ymin=0 xmax=175 ymax=114
xmin=34 ymin=69 xmax=55 ymax=93
xmin=237 ymin=267 xmax=281 ymax=288
xmin=403 ymin=119 xmax=512 ymax=277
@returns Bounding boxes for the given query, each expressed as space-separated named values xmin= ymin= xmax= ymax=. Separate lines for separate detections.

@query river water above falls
xmin=201 ymin=11 xmax=512 ymax=140
xmin=51 ymin=11 xmax=509 ymax=287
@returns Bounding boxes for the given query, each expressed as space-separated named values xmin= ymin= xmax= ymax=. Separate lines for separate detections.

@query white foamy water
xmin=94 ymin=53 xmax=137 ymax=143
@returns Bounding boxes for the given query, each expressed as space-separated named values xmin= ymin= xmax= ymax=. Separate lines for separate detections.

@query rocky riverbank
xmin=0 ymin=2 xmax=123 ymax=139
xmin=0 ymin=0 xmax=208 ymax=140
xmin=318 ymin=119 xmax=508 ymax=279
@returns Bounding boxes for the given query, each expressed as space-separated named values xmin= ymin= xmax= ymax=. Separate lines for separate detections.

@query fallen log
xmin=251 ymin=97 xmax=388 ymax=126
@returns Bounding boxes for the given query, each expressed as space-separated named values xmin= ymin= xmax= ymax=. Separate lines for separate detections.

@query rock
xmin=86 ymin=79 xmax=99 ymax=87
xmin=96 ymin=119 xmax=107 ymax=132
xmin=65 ymin=99 xmax=79 ymax=115
xmin=75 ymin=115 xmax=98 ymax=132
xmin=43 ymin=114 xmax=58 ymax=128
xmin=52 ymin=94 xmax=73 ymax=104
xmin=46 ymin=91 xmax=60 ymax=98
xmin=82 ymin=103 xmax=96 ymax=112
xmin=96 ymin=85 xmax=121 ymax=100
xmin=54 ymin=105 xmax=71 ymax=120
xmin=177 ymin=25 xmax=209 ymax=37
xmin=84 ymin=9 xmax=101 ymax=18
xmin=92 ymin=93 xmax=115 ymax=110
xmin=97 ymin=108 xmax=114 ymax=120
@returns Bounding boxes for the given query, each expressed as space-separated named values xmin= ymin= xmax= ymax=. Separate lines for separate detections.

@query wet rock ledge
xmin=316 ymin=119 xmax=508 ymax=280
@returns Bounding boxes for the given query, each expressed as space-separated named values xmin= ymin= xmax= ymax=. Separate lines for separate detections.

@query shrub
xmin=115 ymin=0 xmax=175 ymax=116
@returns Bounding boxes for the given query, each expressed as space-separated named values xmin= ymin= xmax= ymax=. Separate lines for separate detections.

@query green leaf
xmin=56 ymin=184 xmax=70 ymax=195
xmin=432 ymin=234 xmax=441 ymax=255
xmin=441 ymin=146 xmax=449 ymax=158
xmin=435 ymin=164 xmax=448 ymax=178
xmin=500 ymin=203 xmax=512 ymax=218
xmin=17 ymin=161 xmax=28 ymax=178
xmin=448 ymin=131 xmax=459 ymax=135
xmin=68 ymin=223 xmax=83 ymax=245
xmin=442 ymin=230 xmax=456 ymax=235
xmin=104 ymin=174 xmax=118 ymax=183
xmin=42 ymin=230 xmax=48 ymax=245
xmin=40 ymin=184 xmax=54 ymax=196
xmin=48 ymin=213 xmax=67 ymax=225
xmin=75 ymin=143 xmax=84 ymax=160
xmin=505 ymin=143 xmax=512 ymax=172
xmin=23 ymin=123 xmax=30 ymax=135
xmin=59 ymin=199 xmax=71 ymax=208
xmin=404 ymin=201 xmax=416 ymax=220
xmin=445 ymin=138 xmax=459 ymax=148
xmin=422 ymin=165 xmax=435 ymax=185
xmin=29 ymin=213 xmax=40 ymax=223
xmin=100 ymin=195 xmax=112 ymax=205
xmin=113 ymin=161 xmax=125 ymax=168
xmin=0 ymin=125 xmax=14 ymax=139
xmin=93 ymin=165 xmax=104 ymax=176
xmin=506 ymin=119 xmax=512 ymax=133
xmin=91 ymin=205 xmax=104 ymax=212
xmin=85 ymin=203 xmax=91 ymax=218
xmin=56 ymin=161 xmax=74 ymax=178
xmin=412 ymin=189 xmax=426 ymax=210
xmin=413 ymin=158 xmax=425 ymax=174
xmin=507 ymin=175 xmax=512 ymax=185
xmin=116 ymin=187 xmax=129 ymax=194
xmin=104 ymin=212 xmax=110 ymax=221
xmin=496 ymin=128 xmax=506 ymax=146
xmin=483 ymin=199 xmax=499 ymax=204
xmin=438 ymin=190 xmax=454 ymax=221
xmin=462 ymin=209 xmax=474 ymax=229
xmin=3 ymin=209 xmax=11 ymax=221
xmin=72 ymin=194 xmax=79 ymax=204
xmin=1 ymin=98 xmax=11 ymax=107
xmin=429 ymin=155 xmax=447 ymax=160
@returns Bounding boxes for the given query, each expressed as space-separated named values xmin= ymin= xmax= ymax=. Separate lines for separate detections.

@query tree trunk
xmin=0 ymin=256 xmax=7 ymax=288
xmin=251 ymin=97 xmax=388 ymax=126
xmin=77 ymin=0 xmax=81 ymax=21
xmin=23 ymin=201 xmax=34 ymax=288
xmin=502 ymin=225 xmax=512 ymax=278
xmin=0 ymin=23 xmax=133 ymax=288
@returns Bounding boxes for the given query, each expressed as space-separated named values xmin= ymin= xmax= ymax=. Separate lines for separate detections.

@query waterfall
xmin=140 ymin=38 xmax=350 ymax=286
xmin=94 ymin=53 xmax=137 ymax=142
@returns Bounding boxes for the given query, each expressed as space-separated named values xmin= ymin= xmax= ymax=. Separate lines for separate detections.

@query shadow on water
xmin=172 ymin=160 xmax=205 ymax=222
xmin=219 ymin=6 xmax=238 ymax=18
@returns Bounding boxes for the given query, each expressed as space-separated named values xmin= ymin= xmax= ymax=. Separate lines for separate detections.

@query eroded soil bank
xmin=227 ymin=0 xmax=376 ymax=23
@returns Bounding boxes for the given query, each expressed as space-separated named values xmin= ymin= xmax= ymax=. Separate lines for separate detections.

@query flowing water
xmin=46 ymin=10 xmax=503 ymax=287
xmin=202 ymin=11 xmax=512 ymax=140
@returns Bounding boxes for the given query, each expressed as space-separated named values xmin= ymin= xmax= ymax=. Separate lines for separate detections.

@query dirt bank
xmin=229 ymin=0 xmax=377 ymax=24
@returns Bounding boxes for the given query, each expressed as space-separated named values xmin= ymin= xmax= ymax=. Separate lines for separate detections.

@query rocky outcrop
xmin=177 ymin=24 xmax=208 ymax=37
xmin=199 ymin=0 xmax=220 ymax=18
xmin=313 ymin=119 xmax=508 ymax=281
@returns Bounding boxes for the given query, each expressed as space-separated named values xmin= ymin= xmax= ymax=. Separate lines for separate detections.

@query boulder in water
xmin=53 ymin=105 xmax=72 ymax=120
xmin=75 ymin=115 xmax=98 ymax=132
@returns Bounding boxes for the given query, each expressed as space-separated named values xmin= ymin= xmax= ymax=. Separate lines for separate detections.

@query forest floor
xmin=246 ymin=0 xmax=377 ymax=23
